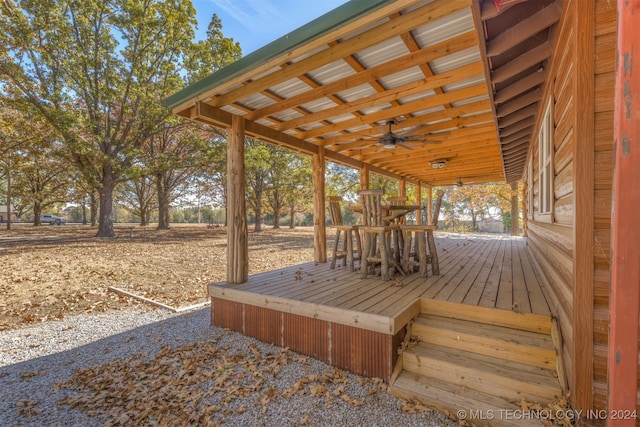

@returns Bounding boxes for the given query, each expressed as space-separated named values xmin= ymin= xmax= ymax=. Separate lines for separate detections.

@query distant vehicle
xmin=39 ymin=215 xmax=65 ymax=225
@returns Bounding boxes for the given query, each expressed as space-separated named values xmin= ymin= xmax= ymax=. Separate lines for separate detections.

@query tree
xmin=245 ymin=139 xmax=271 ymax=232
xmin=264 ymin=145 xmax=312 ymax=229
xmin=11 ymin=140 xmax=71 ymax=224
xmin=283 ymin=156 xmax=313 ymax=229
xmin=0 ymin=1 xmax=239 ymax=237
xmin=118 ymin=175 xmax=157 ymax=226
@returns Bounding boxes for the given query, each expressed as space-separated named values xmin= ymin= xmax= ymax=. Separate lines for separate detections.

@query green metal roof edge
xmin=163 ymin=0 xmax=396 ymax=109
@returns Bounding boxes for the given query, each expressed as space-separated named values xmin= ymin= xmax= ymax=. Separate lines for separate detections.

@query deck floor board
xmin=209 ymin=234 xmax=552 ymax=318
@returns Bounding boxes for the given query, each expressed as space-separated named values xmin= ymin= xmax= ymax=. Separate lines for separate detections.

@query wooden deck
xmin=209 ymin=234 xmax=561 ymax=424
xmin=210 ymin=233 xmax=552 ymax=326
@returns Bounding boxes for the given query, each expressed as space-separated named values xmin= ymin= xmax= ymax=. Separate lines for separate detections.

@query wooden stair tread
xmin=392 ymin=371 xmax=546 ymax=427
xmin=403 ymin=342 xmax=561 ymax=402
xmin=414 ymin=314 xmax=553 ymax=348
xmin=421 ymin=299 xmax=552 ymax=334
xmin=412 ymin=314 xmax=556 ymax=369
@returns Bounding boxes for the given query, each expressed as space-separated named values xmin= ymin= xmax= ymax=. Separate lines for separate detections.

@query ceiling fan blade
xmin=397 ymin=124 xmax=426 ymax=137
xmin=397 ymin=142 xmax=414 ymax=150
xmin=399 ymin=136 xmax=443 ymax=144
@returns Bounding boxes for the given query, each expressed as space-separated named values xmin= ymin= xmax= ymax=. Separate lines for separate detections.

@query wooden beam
xmin=495 ymin=71 xmax=546 ymax=104
xmin=227 ymin=115 xmax=249 ymax=284
xmin=274 ymin=62 xmax=485 ymax=132
xmin=246 ymin=31 xmax=480 ymax=122
xmin=572 ymin=0 xmax=594 ymax=411
xmin=399 ymin=177 xmax=406 ymax=197
xmin=500 ymin=116 xmax=536 ymax=137
xmin=168 ymin=0 xmax=420 ymax=114
xmin=500 ymin=128 xmax=532 ymax=145
xmin=492 ymin=42 xmax=551 ymax=84
xmin=300 ymin=83 xmax=489 ymax=140
xmin=211 ymin=0 xmax=472 ymax=108
xmin=608 ymin=0 xmax=640 ymax=422
xmin=486 ymin=2 xmax=561 ymax=57
xmin=498 ymin=103 xmax=538 ymax=128
xmin=196 ymin=101 xmax=423 ymax=185
xmin=195 ymin=102 xmax=318 ymax=155
xmin=313 ymin=147 xmax=327 ymax=263
xmin=497 ymin=89 xmax=542 ymax=118
xmin=481 ymin=0 xmax=526 ymax=20
xmin=502 ymin=146 xmax=530 ymax=161
xmin=325 ymin=107 xmax=493 ymax=149
xmin=501 ymin=136 xmax=530 ymax=151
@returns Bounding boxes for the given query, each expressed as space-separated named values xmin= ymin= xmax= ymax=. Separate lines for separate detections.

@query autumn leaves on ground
xmin=0 ymin=224 xmax=317 ymax=331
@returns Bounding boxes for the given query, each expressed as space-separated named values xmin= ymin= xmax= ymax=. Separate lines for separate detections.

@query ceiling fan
xmin=356 ymin=119 xmax=442 ymax=150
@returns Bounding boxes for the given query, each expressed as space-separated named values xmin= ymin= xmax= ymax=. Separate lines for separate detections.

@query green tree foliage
xmin=0 ymin=0 xmax=240 ymax=237
xmin=442 ymin=182 xmax=518 ymax=233
xmin=244 ymin=138 xmax=271 ymax=231
xmin=264 ymin=145 xmax=312 ymax=229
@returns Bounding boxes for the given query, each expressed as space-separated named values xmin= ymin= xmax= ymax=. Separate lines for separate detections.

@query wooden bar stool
xmin=399 ymin=190 xmax=444 ymax=277
xmin=358 ymin=189 xmax=396 ymax=281
xmin=328 ymin=196 xmax=362 ymax=271
xmin=387 ymin=195 xmax=408 ymax=264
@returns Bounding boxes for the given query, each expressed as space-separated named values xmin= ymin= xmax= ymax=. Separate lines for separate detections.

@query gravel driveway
xmin=0 ymin=307 xmax=454 ymax=426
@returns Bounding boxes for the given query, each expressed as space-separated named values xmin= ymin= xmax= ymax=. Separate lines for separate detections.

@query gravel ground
xmin=0 ymin=307 xmax=455 ymax=426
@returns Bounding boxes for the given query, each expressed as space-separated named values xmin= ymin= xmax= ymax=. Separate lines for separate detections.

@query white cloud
xmin=213 ymin=0 xmax=290 ymax=35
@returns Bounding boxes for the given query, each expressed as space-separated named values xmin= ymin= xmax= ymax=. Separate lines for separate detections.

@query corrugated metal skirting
xmin=211 ymin=297 xmax=400 ymax=381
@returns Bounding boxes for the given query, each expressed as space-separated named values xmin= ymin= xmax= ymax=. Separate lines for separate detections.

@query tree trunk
xmin=140 ymin=207 xmax=149 ymax=226
xmin=253 ymin=189 xmax=262 ymax=232
xmin=5 ymin=157 xmax=11 ymax=230
xmin=289 ymin=204 xmax=295 ymax=229
xmin=96 ymin=167 xmax=116 ymax=237
xmin=33 ymin=201 xmax=42 ymax=226
xmin=156 ymin=173 xmax=170 ymax=230
xmin=81 ymin=201 xmax=87 ymax=225
xmin=90 ymin=192 xmax=98 ymax=227
xmin=273 ymin=207 xmax=280 ymax=229
xmin=510 ymin=182 xmax=519 ymax=236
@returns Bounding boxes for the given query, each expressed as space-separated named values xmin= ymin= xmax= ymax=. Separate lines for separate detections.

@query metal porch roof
xmin=166 ymin=0 xmax=560 ymax=186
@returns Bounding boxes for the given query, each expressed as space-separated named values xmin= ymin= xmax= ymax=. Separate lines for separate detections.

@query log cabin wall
xmin=525 ymin=0 xmax=577 ymax=401
xmin=592 ymin=0 xmax=616 ymax=410
xmin=523 ymin=0 xmax=616 ymax=411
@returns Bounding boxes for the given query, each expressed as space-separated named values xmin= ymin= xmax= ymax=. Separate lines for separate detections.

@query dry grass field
xmin=0 ymin=224 xmax=317 ymax=331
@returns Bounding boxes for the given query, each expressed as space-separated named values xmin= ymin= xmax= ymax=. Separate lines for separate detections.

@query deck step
xmin=391 ymin=372 xmax=546 ymax=427
xmin=402 ymin=341 xmax=561 ymax=405
xmin=412 ymin=314 xmax=556 ymax=369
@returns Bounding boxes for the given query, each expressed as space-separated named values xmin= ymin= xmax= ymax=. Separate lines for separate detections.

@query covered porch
xmin=209 ymin=233 xmax=564 ymax=424
xmin=210 ymin=233 xmax=552 ymax=324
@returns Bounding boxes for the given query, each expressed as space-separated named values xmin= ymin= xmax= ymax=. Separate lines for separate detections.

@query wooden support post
xmin=416 ymin=183 xmax=423 ymax=225
xmin=399 ymin=177 xmax=406 ymax=197
xmin=313 ymin=146 xmax=327 ymax=263
xmin=510 ymin=182 xmax=519 ymax=236
xmin=227 ymin=115 xmax=248 ymax=284
xmin=572 ymin=0 xmax=595 ymax=412
xmin=427 ymin=185 xmax=433 ymax=225
xmin=360 ymin=164 xmax=369 ymax=190
xmin=521 ymin=182 xmax=528 ymax=237
xmin=607 ymin=0 xmax=640 ymax=423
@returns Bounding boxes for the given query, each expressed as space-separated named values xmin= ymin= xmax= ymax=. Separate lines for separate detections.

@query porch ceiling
xmin=165 ymin=0 xmax=559 ymax=186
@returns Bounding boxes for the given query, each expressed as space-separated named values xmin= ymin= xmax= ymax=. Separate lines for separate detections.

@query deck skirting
xmin=212 ymin=297 xmax=404 ymax=381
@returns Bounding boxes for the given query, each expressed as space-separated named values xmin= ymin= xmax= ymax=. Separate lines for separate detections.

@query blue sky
xmin=192 ymin=0 xmax=349 ymax=55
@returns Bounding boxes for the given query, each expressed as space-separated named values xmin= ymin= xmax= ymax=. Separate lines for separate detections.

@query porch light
xmin=431 ymin=159 xmax=447 ymax=169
